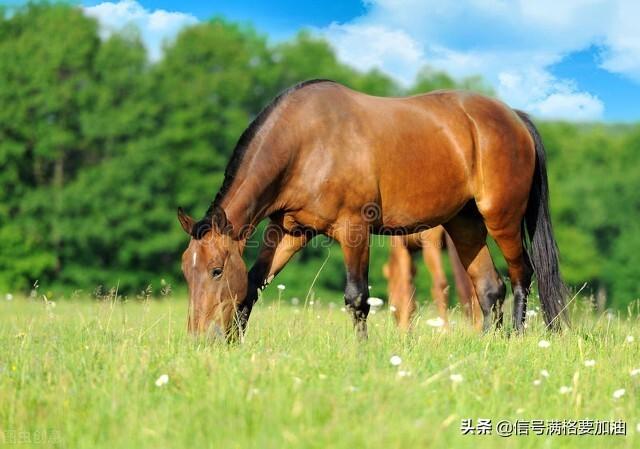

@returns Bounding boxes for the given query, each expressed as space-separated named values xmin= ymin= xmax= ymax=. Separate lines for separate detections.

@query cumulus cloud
xmin=319 ymin=0 xmax=640 ymax=121
xmin=83 ymin=0 xmax=197 ymax=61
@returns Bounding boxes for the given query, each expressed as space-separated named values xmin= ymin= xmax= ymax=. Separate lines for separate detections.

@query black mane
xmin=191 ymin=78 xmax=334 ymax=239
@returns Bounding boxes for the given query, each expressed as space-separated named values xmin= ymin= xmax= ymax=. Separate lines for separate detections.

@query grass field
xmin=1 ymin=295 xmax=639 ymax=448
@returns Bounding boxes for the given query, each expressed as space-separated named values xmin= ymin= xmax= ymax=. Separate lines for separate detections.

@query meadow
xmin=1 ymin=294 xmax=639 ymax=449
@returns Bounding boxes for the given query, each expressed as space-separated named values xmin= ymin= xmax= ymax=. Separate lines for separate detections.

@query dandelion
xmin=630 ymin=368 xmax=640 ymax=377
xmin=526 ymin=309 xmax=537 ymax=317
xmin=584 ymin=359 xmax=596 ymax=367
xmin=426 ymin=317 xmax=445 ymax=328
xmin=449 ymin=373 xmax=463 ymax=383
xmin=389 ymin=355 xmax=402 ymax=366
xmin=559 ymin=386 xmax=572 ymax=394
xmin=367 ymin=297 xmax=384 ymax=308
xmin=533 ymin=379 xmax=542 ymax=386
xmin=626 ymin=335 xmax=634 ymax=343
xmin=540 ymin=369 xmax=550 ymax=378
xmin=155 ymin=374 xmax=169 ymax=387
xmin=368 ymin=285 xmax=372 ymax=290
xmin=291 ymin=297 xmax=300 ymax=306
xmin=538 ymin=340 xmax=551 ymax=348
xmin=613 ymin=388 xmax=625 ymax=399
xmin=277 ymin=284 xmax=286 ymax=291
xmin=5 ymin=293 xmax=13 ymax=301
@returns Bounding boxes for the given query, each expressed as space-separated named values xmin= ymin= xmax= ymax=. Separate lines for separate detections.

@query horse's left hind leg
xmin=485 ymin=223 xmax=533 ymax=333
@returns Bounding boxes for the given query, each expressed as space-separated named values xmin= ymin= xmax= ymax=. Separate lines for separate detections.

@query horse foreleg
xmin=337 ymin=224 xmax=371 ymax=339
xmin=234 ymin=222 xmax=312 ymax=338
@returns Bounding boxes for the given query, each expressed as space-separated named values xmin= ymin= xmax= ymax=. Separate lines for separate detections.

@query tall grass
xmin=0 ymin=296 xmax=638 ymax=448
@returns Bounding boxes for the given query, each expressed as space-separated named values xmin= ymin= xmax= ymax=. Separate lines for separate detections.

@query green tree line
xmin=0 ymin=4 xmax=638 ymax=307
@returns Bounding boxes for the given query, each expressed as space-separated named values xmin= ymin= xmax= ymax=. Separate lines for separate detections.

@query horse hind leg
xmin=483 ymin=220 xmax=533 ymax=333
xmin=444 ymin=213 xmax=506 ymax=332
xmin=384 ymin=236 xmax=417 ymax=331
xmin=420 ymin=227 xmax=450 ymax=326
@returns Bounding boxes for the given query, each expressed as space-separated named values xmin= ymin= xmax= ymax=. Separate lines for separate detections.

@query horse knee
xmin=344 ymin=283 xmax=368 ymax=313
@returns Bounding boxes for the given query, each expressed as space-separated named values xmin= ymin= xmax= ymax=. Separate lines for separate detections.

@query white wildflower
xmin=538 ymin=340 xmax=551 ymax=348
xmin=533 ymin=379 xmax=542 ymax=386
xmin=367 ymin=297 xmax=384 ymax=308
xmin=584 ymin=359 xmax=596 ymax=367
xmin=397 ymin=370 xmax=411 ymax=378
xmin=613 ymin=388 xmax=625 ymax=399
xmin=389 ymin=355 xmax=402 ymax=366
xmin=5 ymin=293 xmax=13 ymax=301
xmin=389 ymin=305 xmax=397 ymax=312
xmin=449 ymin=373 xmax=463 ymax=383
xmin=277 ymin=284 xmax=286 ymax=291
xmin=630 ymin=368 xmax=640 ymax=377
xmin=559 ymin=386 xmax=572 ymax=394
xmin=540 ymin=369 xmax=550 ymax=378
xmin=526 ymin=309 xmax=537 ymax=317
xmin=155 ymin=374 xmax=169 ymax=387
xmin=626 ymin=335 xmax=634 ymax=343
xmin=291 ymin=297 xmax=300 ymax=306
xmin=426 ymin=317 xmax=445 ymax=328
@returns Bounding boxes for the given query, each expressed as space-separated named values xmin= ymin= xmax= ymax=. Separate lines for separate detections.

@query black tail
xmin=516 ymin=110 xmax=569 ymax=330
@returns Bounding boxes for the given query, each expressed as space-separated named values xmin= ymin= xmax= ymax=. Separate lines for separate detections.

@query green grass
xmin=1 ymin=296 xmax=639 ymax=448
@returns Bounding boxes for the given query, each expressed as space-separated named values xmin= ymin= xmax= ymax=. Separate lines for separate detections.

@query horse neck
xmin=218 ymin=137 xmax=288 ymax=239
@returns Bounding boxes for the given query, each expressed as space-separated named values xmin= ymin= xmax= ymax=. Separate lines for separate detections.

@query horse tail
xmin=516 ymin=110 xmax=569 ymax=330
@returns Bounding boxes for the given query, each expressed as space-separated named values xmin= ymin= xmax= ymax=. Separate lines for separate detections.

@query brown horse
xmin=177 ymin=79 xmax=567 ymax=340
xmin=383 ymin=227 xmax=482 ymax=330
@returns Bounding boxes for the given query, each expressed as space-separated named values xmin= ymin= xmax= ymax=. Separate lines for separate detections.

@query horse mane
xmin=191 ymin=78 xmax=335 ymax=239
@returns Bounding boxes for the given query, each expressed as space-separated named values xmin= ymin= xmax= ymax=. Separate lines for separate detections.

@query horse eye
xmin=211 ymin=267 xmax=223 ymax=279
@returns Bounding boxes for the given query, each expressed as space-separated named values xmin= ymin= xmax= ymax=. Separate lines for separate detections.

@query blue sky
xmin=7 ymin=1 xmax=640 ymax=122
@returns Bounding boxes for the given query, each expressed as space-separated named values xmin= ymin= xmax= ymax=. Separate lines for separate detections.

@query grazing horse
xmin=177 ymin=79 xmax=567 ymax=340
xmin=383 ymin=227 xmax=482 ymax=330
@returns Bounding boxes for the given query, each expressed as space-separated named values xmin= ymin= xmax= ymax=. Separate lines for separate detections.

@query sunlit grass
xmin=1 ymin=296 xmax=639 ymax=448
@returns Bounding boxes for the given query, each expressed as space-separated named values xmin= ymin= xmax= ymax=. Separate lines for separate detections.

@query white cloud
xmin=319 ymin=0 xmax=640 ymax=120
xmin=83 ymin=0 xmax=197 ymax=61
xmin=324 ymin=23 xmax=424 ymax=85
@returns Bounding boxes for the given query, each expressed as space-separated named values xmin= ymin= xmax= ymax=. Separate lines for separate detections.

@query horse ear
xmin=211 ymin=205 xmax=231 ymax=235
xmin=177 ymin=207 xmax=195 ymax=235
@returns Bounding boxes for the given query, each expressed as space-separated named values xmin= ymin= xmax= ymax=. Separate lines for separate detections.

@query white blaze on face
xmin=192 ymin=251 xmax=197 ymax=268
